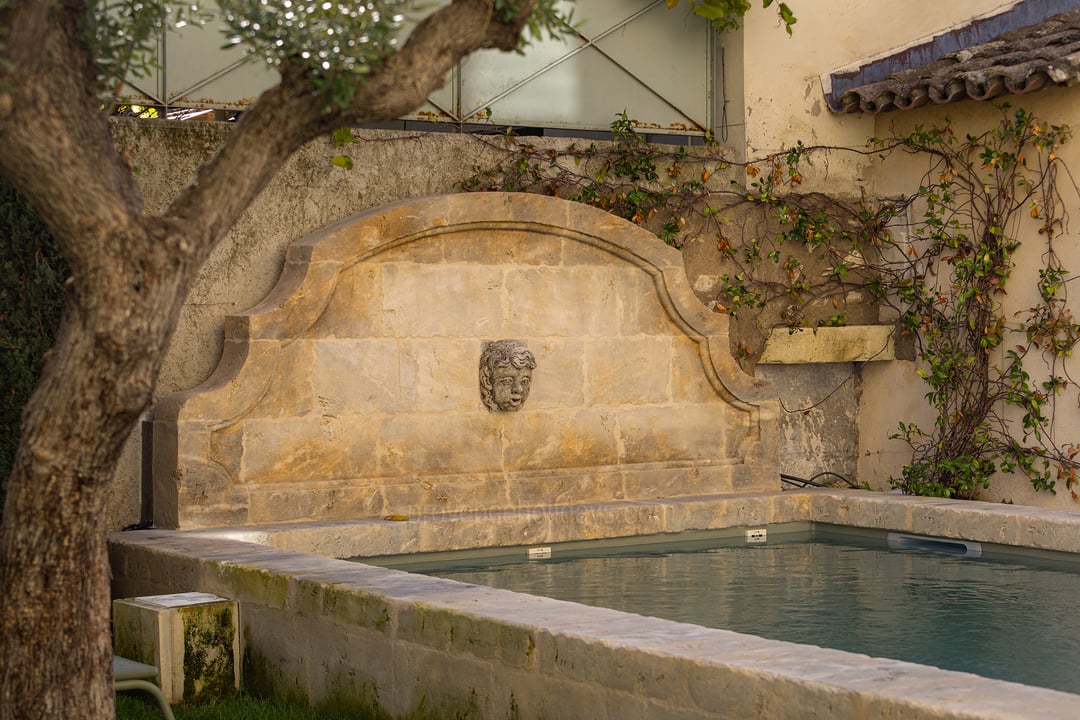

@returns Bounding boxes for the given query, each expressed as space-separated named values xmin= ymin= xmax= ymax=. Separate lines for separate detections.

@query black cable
xmin=780 ymin=471 xmax=858 ymax=489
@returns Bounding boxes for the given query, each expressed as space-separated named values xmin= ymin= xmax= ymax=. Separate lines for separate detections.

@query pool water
xmin=362 ymin=527 xmax=1080 ymax=694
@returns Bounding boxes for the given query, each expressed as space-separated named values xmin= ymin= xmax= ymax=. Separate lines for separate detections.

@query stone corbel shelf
xmin=758 ymin=325 xmax=897 ymax=364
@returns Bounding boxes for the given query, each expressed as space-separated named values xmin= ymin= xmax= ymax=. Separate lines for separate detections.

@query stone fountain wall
xmin=151 ymin=193 xmax=779 ymax=530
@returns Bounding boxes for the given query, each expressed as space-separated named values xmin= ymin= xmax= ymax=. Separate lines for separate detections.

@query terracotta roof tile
xmin=834 ymin=8 xmax=1080 ymax=114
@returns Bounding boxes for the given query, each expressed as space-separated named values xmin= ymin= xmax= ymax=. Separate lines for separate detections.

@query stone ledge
xmin=758 ymin=325 xmax=895 ymax=364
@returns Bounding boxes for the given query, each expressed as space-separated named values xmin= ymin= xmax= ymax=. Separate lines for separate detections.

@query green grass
xmin=116 ymin=692 xmax=355 ymax=720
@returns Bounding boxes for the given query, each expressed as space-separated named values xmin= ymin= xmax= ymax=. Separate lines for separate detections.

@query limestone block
xmin=583 ymin=336 xmax=674 ymax=405
xmin=381 ymin=263 xmax=504 ymax=338
xmin=166 ymin=338 xmax=280 ymax=422
xmin=507 ymin=468 xmax=627 ymax=508
xmin=623 ymin=464 xmax=734 ymax=500
xmin=811 ymin=491 xmax=916 ymax=531
xmin=238 ymin=415 xmax=379 ymax=483
xmin=545 ymin=502 xmax=666 ymax=543
xmin=524 ymin=338 xmax=586 ymax=409
xmin=261 ymin=340 xmax=317 ymax=417
xmin=246 ymin=484 xmax=385 ymax=524
xmin=113 ymin=592 xmax=240 ymax=703
xmin=389 ymin=642 xmax=500 ymax=719
xmin=394 ymin=603 xmax=538 ymax=670
xmin=617 ymin=404 xmax=729 ymax=463
xmin=501 ymin=408 xmax=621 ymax=471
xmin=397 ymin=338 xmax=477 ymax=413
xmin=207 ymin=425 xmax=243 ymax=481
xmin=440 ymin=228 xmax=562 ymax=266
xmin=312 ymin=338 xmax=405 ymax=414
xmin=376 ymin=237 xmax=447 ymax=265
xmin=302 ymin=263 xmax=384 ymax=340
xmin=614 ymin=269 xmax=674 ymax=336
xmin=504 ymin=266 xmax=620 ymax=337
xmin=378 ymin=413 xmax=504 ymax=476
xmin=670 ymin=335 xmax=720 ymax=401
xmin=381 ymin=473 xmax=507 ymax=519
xmin=758 ymin=325 xmax=895 ymax=364
xmin=409 ymin=509 xmax=553 ymax=552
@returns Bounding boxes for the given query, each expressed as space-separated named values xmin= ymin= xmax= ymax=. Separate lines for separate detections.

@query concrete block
xmin=113 ymin=592 xmax=240 ymax=703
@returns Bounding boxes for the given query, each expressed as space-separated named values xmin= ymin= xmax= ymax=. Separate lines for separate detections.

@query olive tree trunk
xmin=0 ymin=1 xmax=536 ymax=717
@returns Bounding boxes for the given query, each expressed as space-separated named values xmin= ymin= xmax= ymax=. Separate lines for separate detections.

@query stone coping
xmin=108 ymin=491 xmax=1080 ymax=719
xmin=175 ymin=489 xmax=1080 ymax=559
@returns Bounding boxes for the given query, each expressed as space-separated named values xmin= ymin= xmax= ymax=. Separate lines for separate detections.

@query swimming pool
xmin=111 ymin=491 xmax=1080 ymax=719
xmin=361 ymin=524 xmax=1080 ymax=694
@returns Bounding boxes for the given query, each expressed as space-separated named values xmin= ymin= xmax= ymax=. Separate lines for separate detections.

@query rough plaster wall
xmin=756 ymin=363 xmax=859 ymax=484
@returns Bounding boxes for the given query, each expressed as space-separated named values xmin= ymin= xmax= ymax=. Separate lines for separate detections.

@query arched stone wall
xmin=152 ymin=193 xmax=779 ymax=530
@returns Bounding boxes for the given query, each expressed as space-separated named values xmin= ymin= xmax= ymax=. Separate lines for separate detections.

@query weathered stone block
xmin=397 ymin=338 xmax=478 ymax=412
xmin=617 ymin=404 xmax=729 ymax=463
xmin=312 ymin=338 xmax=404 ymax=414
xmin=246 ymin=484 xmax=385 ymax=524
xmin=303 ymin=262 xmax=384 ymax=340
xmin=238 ymin=416 xmax=379 ymax=483
xmin=377 ymin=413 xmax=504 ymax=476
xmin=382 ymin=262 xmax=504 ymax=338
xmin=526 ymin=338 xmax=586 ymax=409
xmin=504 ymin=265 xmax=620 ymax=336
xmin=670 ymin=335 xmax=721 ymax=401
xmin=501 ymin=408 xmax=621 ymax=470
xmin=113 ymin=592 xmax=240 ymax=703
xmin=583 ymin=336 xmax=674 ymax=405
xmin=507 ymin=468 xmax=627 ymax=508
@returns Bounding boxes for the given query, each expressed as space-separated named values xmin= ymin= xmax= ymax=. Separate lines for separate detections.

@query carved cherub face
xmin=480 ymin=340 xmax=536 ymax=412
xmin=491 ymin=364 xmax=532 ymax=411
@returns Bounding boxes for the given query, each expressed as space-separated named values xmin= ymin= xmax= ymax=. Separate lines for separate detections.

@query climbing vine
xmin=875 ymin=108 xmax=1079 ymax=498
xmin=461 ymin=106 xmax=1080 ymax=500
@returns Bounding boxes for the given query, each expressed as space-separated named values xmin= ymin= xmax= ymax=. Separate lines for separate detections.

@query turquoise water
xmin=387 ymin=530 xmax=1080 ymax=694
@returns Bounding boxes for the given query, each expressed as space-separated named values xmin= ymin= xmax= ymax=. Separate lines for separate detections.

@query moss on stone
xmin=181 ymin=603 xmax=237 ymax=701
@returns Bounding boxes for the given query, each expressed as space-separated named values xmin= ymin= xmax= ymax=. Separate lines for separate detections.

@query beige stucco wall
xmin=861 ymin=85 xmax=1080 ymax=507
xmin=732 ymin=0 xmax=1021 ymax=163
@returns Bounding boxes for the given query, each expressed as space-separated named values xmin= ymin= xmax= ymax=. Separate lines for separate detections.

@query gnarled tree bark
xmin=0 ymin=1 xmax=537 ymax=717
